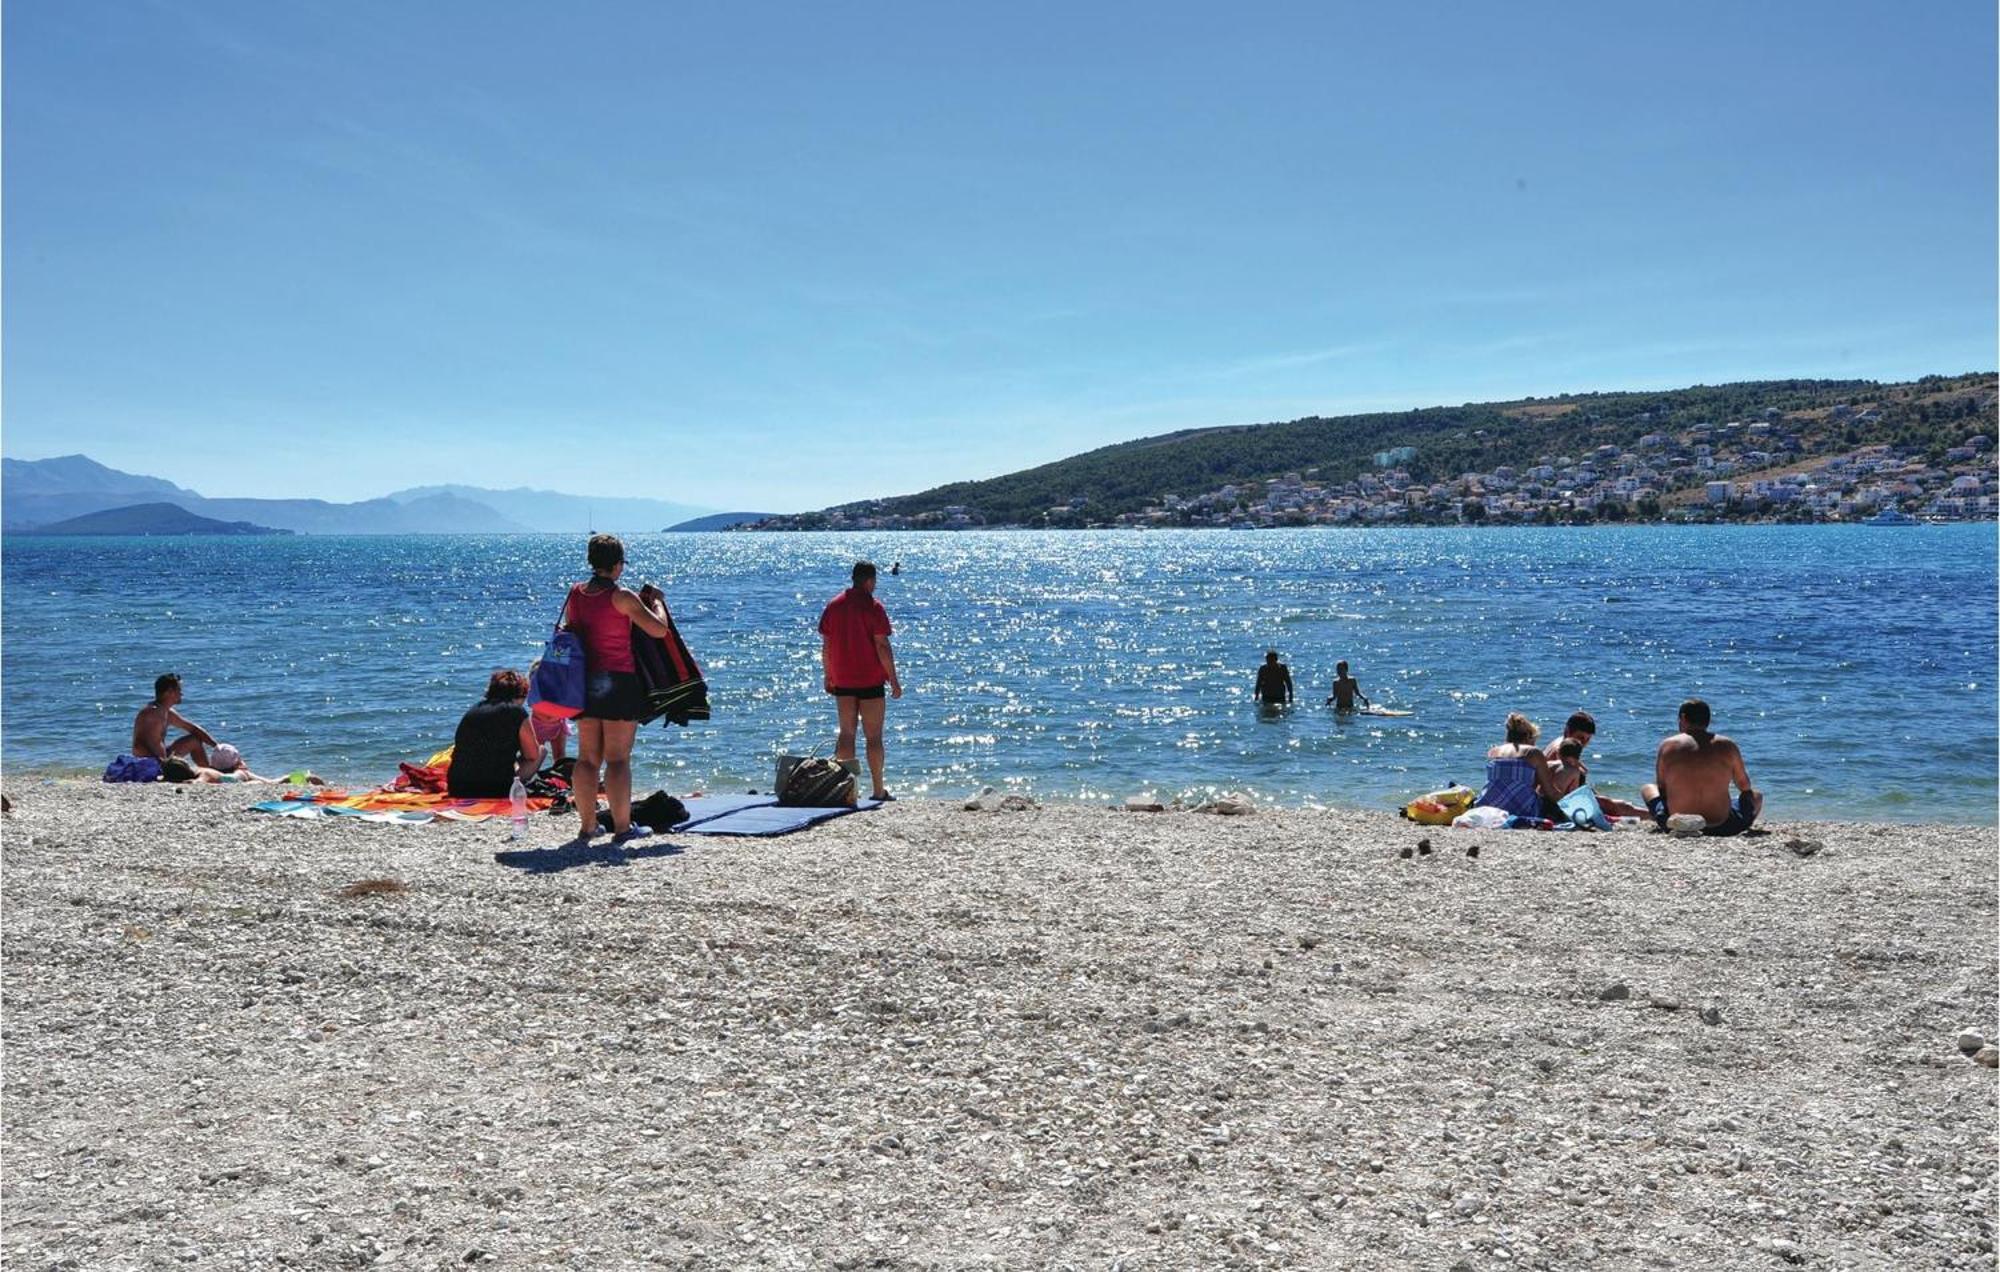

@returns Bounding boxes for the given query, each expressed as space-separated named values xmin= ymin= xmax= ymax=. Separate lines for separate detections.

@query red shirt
xmin=819 ymin=587 xmax=892 ymax=688
xmin=566 ymin=582 xmax=635 ymax=674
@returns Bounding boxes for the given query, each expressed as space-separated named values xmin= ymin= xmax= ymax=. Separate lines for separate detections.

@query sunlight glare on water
xmin=4 ymin=525 xmax=1994 ymax=823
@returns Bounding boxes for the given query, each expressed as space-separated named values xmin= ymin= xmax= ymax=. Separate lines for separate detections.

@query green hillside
xmin=764 ymin=374 xmax=1996 ymax=528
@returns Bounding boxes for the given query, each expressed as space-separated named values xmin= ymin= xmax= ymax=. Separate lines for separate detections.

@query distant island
xmin=664 ymin=512 xmax=779 ymax=532
xmin=744 ymin=372 xmax=1998 ymax=530
xmin=21 ymin=502 xmax=293 ymax=536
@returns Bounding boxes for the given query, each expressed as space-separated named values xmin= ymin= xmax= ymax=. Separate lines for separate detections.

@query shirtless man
xmin=1639 ymin=698 xmax=1761 ymax=836
xmin=1542 ymin=710 xmax=1646 ymax=818
xmin=132 ymin=674 xmax=217 ymax=781
xmin=1253 ymin=651 xmax=1294 ymax=706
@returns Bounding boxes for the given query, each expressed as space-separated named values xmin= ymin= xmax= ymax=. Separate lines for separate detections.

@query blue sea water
xmin=3 ymin=526 xmax=1994 ymax=823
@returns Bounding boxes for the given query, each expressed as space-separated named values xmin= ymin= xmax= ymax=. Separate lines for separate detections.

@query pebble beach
xmin=3 ymin=780 xmax=1995 ymax=1270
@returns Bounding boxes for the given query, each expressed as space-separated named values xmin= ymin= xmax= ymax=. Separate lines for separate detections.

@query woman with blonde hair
xmin=1476 ymin=712 xmax=1565 ymax=821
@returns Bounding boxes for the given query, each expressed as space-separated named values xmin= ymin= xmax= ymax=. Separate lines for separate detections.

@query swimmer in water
xmin=1325 ymin=661 xmax=1370 ymax=711
xmin=1253 ymin=650 xmax=1294 ymax=706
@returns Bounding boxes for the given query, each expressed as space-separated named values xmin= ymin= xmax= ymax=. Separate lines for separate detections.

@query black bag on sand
xmin=596 ymin=790 xmax=689 ymax=834
xmin=777 ymin=756 xmax=857 ymax=808
xmin=632 ymin=790 xmax=689 ymax=832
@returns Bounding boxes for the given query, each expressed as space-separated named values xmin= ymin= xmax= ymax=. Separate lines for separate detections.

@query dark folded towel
xmin=630 ymin=609 xmax=712 ymax=727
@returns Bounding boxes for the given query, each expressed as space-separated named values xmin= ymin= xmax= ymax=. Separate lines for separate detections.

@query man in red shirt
xmin=819 ymin=561 xmax=902 ymax=800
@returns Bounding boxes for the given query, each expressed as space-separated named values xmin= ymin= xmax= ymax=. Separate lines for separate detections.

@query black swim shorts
xmin=829 ymin=684 xmax=886 ymax=701
xmin=1646 ymin=792 xmax=1758 ymax=837
xmin=583 ymin=669 xmax=647 ymax=722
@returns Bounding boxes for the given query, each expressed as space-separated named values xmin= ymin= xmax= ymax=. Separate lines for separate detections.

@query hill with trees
xmin=751 ymin=374 xmax=1996 ymax=529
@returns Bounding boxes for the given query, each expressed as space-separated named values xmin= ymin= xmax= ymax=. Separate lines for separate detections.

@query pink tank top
xmin=566 ymin=582 xmax=634 ymax=674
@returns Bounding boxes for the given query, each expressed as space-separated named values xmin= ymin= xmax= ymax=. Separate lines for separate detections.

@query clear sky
xmin=5 ymin=1 xmax=1995 ymax=509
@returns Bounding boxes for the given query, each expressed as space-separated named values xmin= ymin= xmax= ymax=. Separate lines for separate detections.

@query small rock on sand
xmin=1700 ymin=1006 xmax=1725 ymax=1026
xmin=963 ymin=787 xmax=1040 ymax=813
xmin=1123 ymin=797 xmax=1166 ymax=813
xmin=1785 ymin=838 xmax=1823 ymax=857
xmin=1599 ymin=982 xmax=1631 ymax=1001
xmin=1976 ymin=1046 xmax=1998 ymax=1069
xmin=1192 ymin=798 xmax=1255 ymax=816
xmin=1955 ymin=1029 xmax=1986 ymax=1055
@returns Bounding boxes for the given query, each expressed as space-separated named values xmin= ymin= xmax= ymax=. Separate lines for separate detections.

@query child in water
xmin=1326 ymin=661 xmax=1370 ymax=711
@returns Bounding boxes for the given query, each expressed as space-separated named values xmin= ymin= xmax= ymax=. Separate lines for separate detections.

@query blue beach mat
xmin=667 ymin=793 xmax=780 ymax=829
xmin=678 ymin=798 xmax=882 ymax=838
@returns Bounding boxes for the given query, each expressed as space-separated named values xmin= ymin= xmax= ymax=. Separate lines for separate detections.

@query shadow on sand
xmin=493 ymin=836 xmax=685 ymax=874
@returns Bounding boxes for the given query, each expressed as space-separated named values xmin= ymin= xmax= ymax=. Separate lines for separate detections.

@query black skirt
xmin=583 ymin=669 xmax=647 ymax=722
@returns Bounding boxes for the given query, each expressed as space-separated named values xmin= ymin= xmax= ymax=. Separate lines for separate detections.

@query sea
xmin=3 ymin=526 xmax=1994 ymax=824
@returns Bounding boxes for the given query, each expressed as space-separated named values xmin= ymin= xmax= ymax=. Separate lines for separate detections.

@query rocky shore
xmin=4 ymin=781 xmax=1994 ymax=1269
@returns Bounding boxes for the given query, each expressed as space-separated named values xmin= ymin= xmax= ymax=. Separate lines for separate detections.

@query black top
xmin=447 ymin=700 xmax=528 ymax=798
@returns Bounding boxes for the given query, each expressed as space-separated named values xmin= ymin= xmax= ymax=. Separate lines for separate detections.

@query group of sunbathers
xmin=1479 ymin=703 xmax=1762 ymax=836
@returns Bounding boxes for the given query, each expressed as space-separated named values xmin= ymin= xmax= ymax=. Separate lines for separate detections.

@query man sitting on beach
xmin=1639 ymin=698 xmax=1762 ymax=836
xmin=1543 ymin=710 xmax=1647 ymax=818
xmin=132 ymin=674 xmax=217 ymax=782
xmin=1325 ymin=660 xmax=1369 ymax=711
xmin=1253 ymin=651 xmax=1294 ymax=706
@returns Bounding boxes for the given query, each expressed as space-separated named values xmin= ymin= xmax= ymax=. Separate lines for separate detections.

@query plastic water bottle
xmin=509 ymin=776 xmax=529 ymax=839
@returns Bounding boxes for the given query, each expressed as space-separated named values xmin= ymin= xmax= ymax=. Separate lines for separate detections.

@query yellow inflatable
xmin=1401 ymin=785 xmax=1475 ymax=825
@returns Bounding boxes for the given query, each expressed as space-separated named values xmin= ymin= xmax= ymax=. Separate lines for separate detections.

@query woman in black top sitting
xmin=446 ymin=669 xmax=542 ymax=799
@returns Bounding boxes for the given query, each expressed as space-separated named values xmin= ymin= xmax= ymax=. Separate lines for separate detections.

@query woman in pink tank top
xmin=562 ymin=534 xmax=674 ymax=842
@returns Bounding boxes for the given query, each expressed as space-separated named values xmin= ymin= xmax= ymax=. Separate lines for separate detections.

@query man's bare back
xmin=132 ymin=675 xmax=213 ymax=767
xmin=1641 ymin=698 xmax=1760 ymax=837
xmin=1655 ymin=732 xmax=1750 ymax=824
xmin=131 ymin=702 xmax=171 ymax=760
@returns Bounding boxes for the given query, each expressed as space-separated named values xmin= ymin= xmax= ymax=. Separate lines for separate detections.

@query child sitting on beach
xmin=1548 ymin=737 xmax=1586 ymax=799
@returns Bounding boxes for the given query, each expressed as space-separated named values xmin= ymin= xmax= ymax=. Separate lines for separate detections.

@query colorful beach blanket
xmin=248 ymin=787 xmax=557 ymax=825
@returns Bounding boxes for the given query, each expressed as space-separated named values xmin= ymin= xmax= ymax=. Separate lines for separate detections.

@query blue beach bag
xmin=528 ymin=594 xmax=587 ymax=721
xmin=1557 ymin=785 xmax=1613 ymax=831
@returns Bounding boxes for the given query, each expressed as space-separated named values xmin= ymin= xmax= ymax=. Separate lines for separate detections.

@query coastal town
xmin=1119 ymin=416 xmax=1998 ymax=529
xmin=750 ymin=399 xmax=1999 ymax=531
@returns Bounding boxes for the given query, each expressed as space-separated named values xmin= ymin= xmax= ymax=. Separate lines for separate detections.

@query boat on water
xmin=1865 ymin=507 xmax=1918 ymax=525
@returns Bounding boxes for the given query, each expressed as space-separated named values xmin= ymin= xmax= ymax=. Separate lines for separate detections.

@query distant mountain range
xmin=382 ymin=484 xmax=726 ymax=534
xmin=0 ymin=456 xmax=769 ymax=534
xmin=19 ymin=501 xmax=292 ymax=536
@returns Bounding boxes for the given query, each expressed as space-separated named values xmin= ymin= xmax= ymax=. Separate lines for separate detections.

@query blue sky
xmin=5 ymin=1 xmax=1994 ymax=510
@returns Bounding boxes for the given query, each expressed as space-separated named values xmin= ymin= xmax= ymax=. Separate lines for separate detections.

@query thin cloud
xmin=1203 ymin=341 xmax=1394 ymax=380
